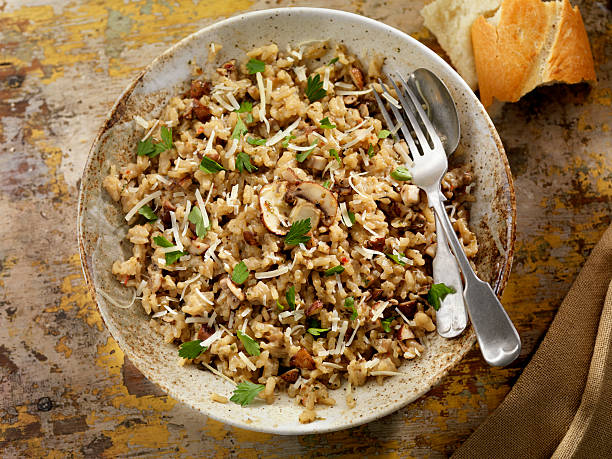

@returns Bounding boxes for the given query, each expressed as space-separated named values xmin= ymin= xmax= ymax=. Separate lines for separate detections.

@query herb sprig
xmin=178 ymin=340 xmax=207 ymax=359
xmin=305 ymin=74 xmax=327 ymax=103
xmin=284 ymin=218 xmax=312 ymax=246
xmin=427 ymin=283 xmax=456 ymax=311
xmin=230 ymin=381 xmax=265 ymax=407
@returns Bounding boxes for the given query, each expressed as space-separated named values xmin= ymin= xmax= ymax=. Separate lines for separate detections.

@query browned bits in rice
xmin=104 ymin=41 xmax=478 ymax=422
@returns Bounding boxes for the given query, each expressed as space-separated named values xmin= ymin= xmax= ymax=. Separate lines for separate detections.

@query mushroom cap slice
xmin=259 ymin=182 xmax=291 ymax=236
xmin=291 ymin=181 xmax=338 ymax=226
xmin=289 ymin=201 xmax=321 ymax=229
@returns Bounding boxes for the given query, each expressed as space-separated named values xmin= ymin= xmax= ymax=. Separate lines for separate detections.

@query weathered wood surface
xmin=0 ymin=0 xmax=610 ymax=457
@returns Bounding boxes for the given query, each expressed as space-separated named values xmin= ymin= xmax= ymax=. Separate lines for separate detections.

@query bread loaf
xmin=471 ymin=0 xmax=596 ymax=107
xmin=421 ymin=0 xmax=502 ymax=90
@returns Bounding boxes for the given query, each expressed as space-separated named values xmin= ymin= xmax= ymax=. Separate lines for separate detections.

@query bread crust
xmin=546 ymin=0 xmax=596 ymax=83
xmin=471 ymin=0 xmax=596 ymax=107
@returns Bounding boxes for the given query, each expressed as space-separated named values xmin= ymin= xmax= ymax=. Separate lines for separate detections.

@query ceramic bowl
xmin=78 ymin=7 xmax=515 ymax=435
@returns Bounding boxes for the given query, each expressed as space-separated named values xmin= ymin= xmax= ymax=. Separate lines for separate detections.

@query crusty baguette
xmin=421 ymin=0 xmax=502 ymax=90
xmin=472 ymin=0 xmax=596 ymax=107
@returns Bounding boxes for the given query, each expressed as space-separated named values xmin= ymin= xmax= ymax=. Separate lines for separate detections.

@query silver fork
xmin=375 ymin=75 xmax=521 ymax=367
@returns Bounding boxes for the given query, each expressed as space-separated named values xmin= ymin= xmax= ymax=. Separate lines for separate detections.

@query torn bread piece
xmin=471 ymin=0 xmax=596 ymax=107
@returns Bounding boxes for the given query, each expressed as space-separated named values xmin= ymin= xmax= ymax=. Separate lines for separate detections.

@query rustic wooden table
xmin=1 ymin=0 xmax=610 ymax=457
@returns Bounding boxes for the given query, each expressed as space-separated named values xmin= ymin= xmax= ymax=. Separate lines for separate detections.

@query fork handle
xmin=428 ymin=192 xmax=521 ymax=367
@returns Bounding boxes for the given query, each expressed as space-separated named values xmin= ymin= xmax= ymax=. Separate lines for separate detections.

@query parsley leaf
xmin=284 ymin=218 xmax=312 ymax=246
xmin=305 ymin=74 xmax=327 ymax=103
xmin=247 ymin=137 xmax=267 ymax=146
xmin=178 ymin=340 xmax=207 ymax=359
xmin=188 ymin=206 xmax=209 ymax=239
xmin=322 ymin=180 xmax=331 ymax=189
xmin=324 ymin=265 xmax=344 ymax=276
xmin=329 ymin=148 xmax=341 ymax=165
xmin=378 ymin=129 xmax=391 ymax=139
xmin=348 ymin=210 xmax=356 ymax=225
xmin=386 ymin=252 xmax=408 ymax=266
xmin=236 ymin=100 xmax=252 ymax=113
xmin=286 ymin=286 xmax=295 ymax=310
xmin=165 ymin=250 xmax=187 ymax=265
xmin=149 ymin=126 xmax=174 ymax=157
xmin=138 ymin=205 xmax=157 ymax=221
xmin=231 ymin=116 xmax=248 ymax=140
xmin=153 ymin=235 xmax=173 ymax=248
xmin=367 ymin=144 xmax=375 ymax=157
xmin=319 ymin=117 xmax=336 ymax=129
xmin=137 ymin=137 xmax=155 ymax=156
xmin=344 ymin=296 xmax=357 ymax=320
xmin=390 ymin=166 xmax=412 ymax=181
xmin=427 ymin=283 xmax=456 ymax=311
xmin=281 ymin=135 xmax=296 ymax=148
xmin=230 ymin=381 xmax=265 ymax=407
xmin=246 ymin=58 xmax=265 ymax=74
xmin=236 ymin=330 xmax=260 ymax=356
xmin=276 ymin=298 xmax=284 ymax=311
xmin=235 ymin=152 xmax=258 ymax=173
xmin=231 ymin=261 xmax=249 ymax=285
xmin=296 ymin=141 xmax=318 ymax=163
xmin=199 ymin=156 xmax=226 ymax=173
xmin=381 ymin=316 xmax=395 ymax=333
xmin=328 ymin=57 xmax=339 ymax=65
xmin=308 ymin=327 xmax=330 ymax=337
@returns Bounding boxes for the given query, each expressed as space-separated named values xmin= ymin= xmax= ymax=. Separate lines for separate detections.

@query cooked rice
xmin=103 ymin=41 xmax=478 ymax=422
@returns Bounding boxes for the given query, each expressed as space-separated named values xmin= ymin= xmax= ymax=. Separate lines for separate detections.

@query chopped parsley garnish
xmin=137 ymin=137 xmax=155 ymax=157
xmin=247 ymin=137 xmax=267 ymax=146
xmin=178 ymin=340 xmax=207 ymax=359
xmin=328 ymin=57 xmax=339 ymax=65
xmin=378 ymin=129 xmax=391 ymax=139
xmin=344 ymin=296 xmax=357 ymax=320
xmin=286 ymin=286 xmax=296 ymax=310
xmin=231 ymin=116 xmax=248 ymax=139
xmin=347 ymin=210 xmax=356 ymax=225
xmin=188 ymin=206 xmax=209 ymax=238
xmin=235 ymin=100 xmax=252 ymax=113
xmin=324 ymin=265 xmax=344 ymax=276
xmin=307 ymin=327 xmax=330 ymax=337
xmin=281 ymin=135 xmax=296 ymax=148
xmin=296 ymin=141 xmax=318 ymax=163
xmin=137 ymin=126 xmax=174 ymax=158
xmin=381 ymin=317 xmax=395 ymax=333
xmin=322 ymin=180 xmax=331 ymax=189
xmin=246 ymin=58 xmax=265 ymax=74
xmin=276 ymin=299 xmax=284 ymax=311
xmin=231 ymin=261 xmax=249 ymax=285
xmin=245 ymin=113 xmax=253 ymax=124
xmin=329 ymin=148 xmax=341 ymax=165
xmin=236 ymin=330 xmax=260 ymax=356
xmin=319 ymin=117 xmax=336 ymax=129
xmin=165 ymin=250 xmax=187 ymax=266
xmin=153 ymin=235 xmax=173 ymax=248
xmin=199 ymin=156 xmax=226 ymax=173
xmin=427 ymin=283 xmax=456 ymax=311
xmin=367 ymin=144 xmax=375 ymax=157
xmin=138 ymin=205 xmax=157 ymax=221
xmin=386 ymin=252 xmax=408 ymax=266
xmin=284 ymin=218 xmax=312 ymax=246
xmin=235 ymin=152 xmax=258 ymax=173
xmin=390 ymin=166 xmax=412 ymax=181
xmin=305 ymin=74 xmax=327 ymax=103
xmin=154 ymin=236 xmax=186 ymax=265
xmin=230 ymin=381 xmax=265 ymax=407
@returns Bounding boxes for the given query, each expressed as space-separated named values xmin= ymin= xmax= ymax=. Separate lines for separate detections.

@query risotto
xmin=102 ymin=41 xmax=477 ymax=422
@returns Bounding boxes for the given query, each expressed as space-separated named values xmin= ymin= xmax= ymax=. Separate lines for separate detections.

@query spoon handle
xmin=429 ymin=194 xmax=521 ymax=367
xmin=433 ymin=212 xmax=468 ymax=338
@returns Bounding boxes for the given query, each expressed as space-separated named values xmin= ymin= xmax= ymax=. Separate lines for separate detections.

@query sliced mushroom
xmin=221 ymin=277 xmax=245 ymax=301
xmin=395 ymin=324 xmax=415 ymax=341
xmin=259 ymin=182 xmax=291 ymax=236
xmin=290 ymin=181 xmax=338 ymax=226
xmin=289 ymin=202 xmax=321 ymax=229
xmin=303 ymin=155 xmax=328 ymax=172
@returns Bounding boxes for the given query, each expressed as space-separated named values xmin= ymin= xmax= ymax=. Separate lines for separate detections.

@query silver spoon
xmin=407 ymin=69 xmax=467 ymax=339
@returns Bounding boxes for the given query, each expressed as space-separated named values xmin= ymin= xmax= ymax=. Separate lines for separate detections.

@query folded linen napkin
xmin=453 ymin=223 xmax=612 ymax=459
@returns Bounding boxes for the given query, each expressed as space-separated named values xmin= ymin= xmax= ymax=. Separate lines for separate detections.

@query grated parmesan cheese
xmin=339 ymin=202 xmax=353 ymax=227
xmin=181 ymin=200 xmax=192 ymax=237
xmin=195 ymin=288 xmax=213 ymax=305
xmin=381 ymin=91 xmax=401 ymax=109
xmin=179 ymin=273 xmax=201 ymax=301
xmin=124 ymin=191 xmax=161 ymax=221
xmin=293 ymin=66 xmax=307 ymax=81
xmin=255 ymin=264 xmax=290 ymax=279
xmin=151 ymin=310 xmax=168 ymax=318
xmin=169 ymin=211 xmax=184 ymax=251
xmin=208 ymin=311 xmax=217 ymax=327
xmin=336 ymin=88 xmax=373 ymax=96
xmin=345 ymin=323 xmax=359 ymax=347
xmin=333 ymin=321 xmax=348 ymax=354
xmin=266 ymin=117 xmax=300 ymax=147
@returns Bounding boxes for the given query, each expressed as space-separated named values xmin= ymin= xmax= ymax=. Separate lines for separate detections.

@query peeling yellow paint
xmin=55 ymin=335 xmax=73 ymax=358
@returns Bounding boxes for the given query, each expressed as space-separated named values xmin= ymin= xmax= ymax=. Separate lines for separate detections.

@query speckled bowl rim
xmin=78 ymin=7 xmax=516 ymax=435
